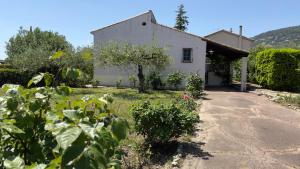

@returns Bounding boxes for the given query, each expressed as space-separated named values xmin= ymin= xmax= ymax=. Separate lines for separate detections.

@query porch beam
xmin=241 ymin=56 xmax=248 ymax=92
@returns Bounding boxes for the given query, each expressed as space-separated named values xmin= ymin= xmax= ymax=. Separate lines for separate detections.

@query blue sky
xmin=1 ymin=0 xmax=299 ymax=59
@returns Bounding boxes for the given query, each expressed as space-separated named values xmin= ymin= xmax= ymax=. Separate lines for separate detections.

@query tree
xmin=174 ymin=4 xmax=189 ymax=31
xmin=5 ymin=27 xmax=94 ymax=86
xmin=6 ymin=27 xmax=71 ymax=58
xmin=96 ymin=42 xmax=170 ymax=92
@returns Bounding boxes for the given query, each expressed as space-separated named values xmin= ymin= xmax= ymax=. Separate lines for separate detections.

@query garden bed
xmin=250 ymin=87 xmax=300 ymax=111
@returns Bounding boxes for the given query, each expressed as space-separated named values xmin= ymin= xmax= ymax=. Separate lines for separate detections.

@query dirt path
xmin=181 ymin=89 xmax=300 ymax=169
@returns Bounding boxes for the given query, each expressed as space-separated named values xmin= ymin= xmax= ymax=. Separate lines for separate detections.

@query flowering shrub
xmin=175 ymin=94 xmax=197 ymax=112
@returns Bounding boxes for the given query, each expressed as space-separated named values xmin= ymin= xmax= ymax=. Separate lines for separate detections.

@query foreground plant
xmin=0 ymin=73 xmax=128 ymax=168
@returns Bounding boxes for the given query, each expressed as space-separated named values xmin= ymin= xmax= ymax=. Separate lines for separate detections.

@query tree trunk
xmin=137 ymin=65 xmax=145 ymax=93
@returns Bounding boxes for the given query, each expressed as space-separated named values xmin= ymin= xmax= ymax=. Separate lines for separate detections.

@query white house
xmin=91 ymin=10 xmax=253 ymax=91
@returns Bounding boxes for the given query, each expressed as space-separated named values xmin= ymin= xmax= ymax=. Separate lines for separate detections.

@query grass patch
xmin=277 ymin=94 xmax=300 ymax=108
xmin=68 ymin=87 xmax=182 ymax=124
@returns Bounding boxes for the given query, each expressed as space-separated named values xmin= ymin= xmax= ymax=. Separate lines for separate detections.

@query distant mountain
xmin=253 ymin=25 xmax=300 ymax=48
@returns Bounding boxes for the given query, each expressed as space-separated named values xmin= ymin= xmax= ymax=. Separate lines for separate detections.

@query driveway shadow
xmin=180 ymin=141 xmax=213 ymax=160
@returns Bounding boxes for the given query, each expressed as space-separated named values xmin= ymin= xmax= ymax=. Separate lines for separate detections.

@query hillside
xmin=253 ymin=25 xmax=300 ymax=48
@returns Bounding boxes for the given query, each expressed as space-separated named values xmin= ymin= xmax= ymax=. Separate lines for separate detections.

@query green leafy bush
xmin=0 ymin=74 xmax=128 ymax=168
xmin=131 ymin=101 xmax=199 ymax=145
xmin=91 ymin=79 xmax=101 ymax=87
xmin=232 ymin=45 xmax=268 ymax=83
xmin=128 ymin=75 xmax=137 ymax=88
xmin=186 ymin=73 xmax=203 ymax=99
xmin=256 ymin=48 xmax=300 ymax=91
xmin=115 ymin=79 xmax=122 ymax=88
xmin=146 ymin=71 xmax=164 ymax=90
xmin=174 ymin=94 xmax=197 ymax=112
xmin=0 ymin=64 xmax=12 ymax=69
xmin=166 ymin=71 xmax=184 ymax=89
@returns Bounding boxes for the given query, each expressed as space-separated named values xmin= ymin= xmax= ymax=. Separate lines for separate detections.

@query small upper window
xmin=142 ymin=22 xmax=147 ymax=26
xmin=182 ymin=48 xmax=192 ymax=63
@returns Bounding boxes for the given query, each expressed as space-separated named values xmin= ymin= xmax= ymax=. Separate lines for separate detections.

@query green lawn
xmin=68 ymin=87 xmax=183 ymax=124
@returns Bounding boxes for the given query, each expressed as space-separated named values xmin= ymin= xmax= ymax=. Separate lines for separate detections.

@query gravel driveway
xmin=181 ymin=88 xmax=300 ymax=169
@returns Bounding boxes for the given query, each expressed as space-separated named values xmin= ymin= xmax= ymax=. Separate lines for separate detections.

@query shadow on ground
xmin=181 ymin=141 xmax=213 ymax=160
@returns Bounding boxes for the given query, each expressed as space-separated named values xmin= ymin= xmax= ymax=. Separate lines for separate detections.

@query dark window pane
xmin=183 ymin=48 xmax=192 ymax=62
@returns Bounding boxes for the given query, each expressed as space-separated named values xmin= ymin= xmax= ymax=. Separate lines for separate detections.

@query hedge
xmin=256 ymin=48 xmax=300 ymax=91
xmin=0 ymin=64 xmax=12 ymax=69
xmin=0 ymin=68 xmax=31 ymax=86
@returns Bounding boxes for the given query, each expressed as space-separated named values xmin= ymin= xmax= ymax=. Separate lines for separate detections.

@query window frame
xmin=182 ymin=48 xmax=193 ymax=63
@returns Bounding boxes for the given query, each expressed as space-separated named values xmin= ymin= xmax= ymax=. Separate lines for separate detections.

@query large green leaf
xmin=78 ymin=123 xmax=96 ymax=139
xmin=29 ymin=101 xmax=41 ymax=112
xmin=56 ymin=86 xmax=72 ymax=96
xmin=61 ymin=133 xmax=86 ymax=167
xmin=63 ymin=110 xmax=81 ymax=122
xmin=2 ymin=84 xmax=23 ymax=93
xmin=43 ymin=73 xmax=54 ymax=87
xmin=46 ymin=156 xmax=61 ymax=169
xmin=35 ymin=93 xmax=47 ymax=99
xmin=111 ymin=118 xmax=129 ymax=141
xmin=56 ymin=126 xmax=82 ymax=149
xmin=4 ymin=156 xmax=25 ymax=169
xmin=28 ymin=73 xmax=44 ymax=87
xmin=49 ymin=51 xmax=65 ymax=60
xmin=62 ymin=68 xmax=82 ymax=81
xmin=0 ymin=122 xmax=24 ymax=134
xmin=6 ymin=98 xmax=18 ymax=111
xmin=25 ymin=163 xmax=47 ymax=169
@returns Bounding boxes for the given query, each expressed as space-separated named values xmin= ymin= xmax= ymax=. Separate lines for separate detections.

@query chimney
xmin=239 ymin=25 xmax=243 ymax=36
xmin=238 ymin=25 xmax=243 ymax=49
xmin=230 ymin=28 xmax=233 ymax=33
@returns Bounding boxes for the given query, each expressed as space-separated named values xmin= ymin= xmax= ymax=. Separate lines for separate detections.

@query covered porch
xmin=203 ymin=38 xmax=249 ymax=91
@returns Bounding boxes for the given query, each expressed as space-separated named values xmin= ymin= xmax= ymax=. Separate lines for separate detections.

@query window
xmin=182 ymin=48 xmax=192 ymax=63
xmin=142 ymin=22 xmax=147 ymax=26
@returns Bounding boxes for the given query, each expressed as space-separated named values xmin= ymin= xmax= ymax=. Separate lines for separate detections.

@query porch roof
xmin=203 ymin=38 xmax=249 ymax=59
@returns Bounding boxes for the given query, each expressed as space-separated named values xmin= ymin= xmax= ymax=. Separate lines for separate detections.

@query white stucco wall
xmin=92 ymin=12 xmax=207 ymax=87
xmin=206 ymin=31 xmax=253 ymax=51
xmin=152 ymin=24 xmax=206 ymax=86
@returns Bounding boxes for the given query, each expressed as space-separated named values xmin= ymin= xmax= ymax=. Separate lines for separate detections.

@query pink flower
xmin=183 ymin=94 xmax=190 ymax=100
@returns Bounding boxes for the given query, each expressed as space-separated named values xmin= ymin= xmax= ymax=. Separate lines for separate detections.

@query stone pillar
xmin=241 ymin=56 xmax=248 ymax=92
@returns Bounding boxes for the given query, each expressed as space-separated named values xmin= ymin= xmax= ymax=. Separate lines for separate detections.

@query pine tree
xmin=174 ymin=4 xmax=189 ymax=31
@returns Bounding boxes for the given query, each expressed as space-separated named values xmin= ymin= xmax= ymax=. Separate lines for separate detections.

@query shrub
xmin=129 ymin=75 xmax=137 ymax=88
xmin=146 ymin=71 xmax=164 ymax=90
xmin=186 ymin=73 xmax=204 ymax=99
xmin=167 ymin=71 xmax=184 ymax=89
xmin=131 ymin=101 xmax=199 ymax=145
xmin=256 ymin=48 xmax=300 ymax=91
xmin=0 ymin=68 xmax=31 ymax=86
xmin=116 ymin=79 xmax=122 ymax=88
xmin=91 ymin=79 xmax=101 ymax=87
xmin=0 ymin=64 xmax=12 ymax=69
xmin=174 ymin=94 xmax=197 ymax=112
xmin=232 ymin=45 xmax=268 ymax=83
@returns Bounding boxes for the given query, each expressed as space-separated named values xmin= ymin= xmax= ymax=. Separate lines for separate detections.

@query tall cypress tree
xmin=174 ymin=4 xmax=189 ymax=31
